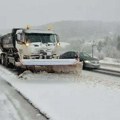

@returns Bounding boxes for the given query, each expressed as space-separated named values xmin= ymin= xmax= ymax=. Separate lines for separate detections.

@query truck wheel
xmin=4 ymin=55 xmax=9 ymax=67
xmin=1 ymin=54 xmax=9 ymax=67
xmin=1 ymin=54 xmax=5 ymax=66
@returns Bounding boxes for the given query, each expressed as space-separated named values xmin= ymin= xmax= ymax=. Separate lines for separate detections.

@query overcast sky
xmin=0 ymin=0 xmax=120 ymax=29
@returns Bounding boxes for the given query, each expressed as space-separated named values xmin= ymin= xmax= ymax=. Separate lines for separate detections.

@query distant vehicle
xmin=79 ymin=52 xmax=100 ymax=69
xmin=59 ymin=51 xmax=78 ymax=59
xmin=59 ymin=51 xmax=100 ymax=69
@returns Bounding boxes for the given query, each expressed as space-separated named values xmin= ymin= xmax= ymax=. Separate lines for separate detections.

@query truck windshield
xmin=25 ymin=33 xmax=56 ymax=43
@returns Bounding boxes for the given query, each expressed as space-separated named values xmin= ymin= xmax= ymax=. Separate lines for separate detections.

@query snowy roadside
xmin=100 ymin=57 xmax=120 ymax=71
xmin=0 ymin=65 xmax=120 ymax=120
xmin=0 ymin=91 xmax=21 ymax=120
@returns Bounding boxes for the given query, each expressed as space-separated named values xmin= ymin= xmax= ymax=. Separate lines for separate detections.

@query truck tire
xmin=1 ymin=54 xmax=5 ymax=66
xmin=4 ymin=55 xmax=9 ymax=67
xmin=1 ymin=54 xmax=9 ymax=67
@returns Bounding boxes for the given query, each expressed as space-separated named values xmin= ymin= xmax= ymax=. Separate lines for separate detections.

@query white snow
xmin=59 ymin=42 xmax=70 ymax=48
xmin=0 ymin=65 xmax=120 ymax=120
xmin=0 ymin=91 xmax=21 ymax=120
xmin=21 ymin=59 xmax=78 ymax=65
xmin=100 ymin=57 xmax=120 ymax=71
xmin=100 ymin=57 xmax=120 ymax=65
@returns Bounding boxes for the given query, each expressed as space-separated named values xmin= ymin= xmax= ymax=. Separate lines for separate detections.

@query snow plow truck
xmin=0 ymin=28 xmax=83 ymax=73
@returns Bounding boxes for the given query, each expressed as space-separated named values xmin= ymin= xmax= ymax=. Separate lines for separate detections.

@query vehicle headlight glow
xmin=25 ymin=42 xmax=29 ymax=46
xmin=85 ymin=60 xmax=91 ymax=63
xmin=57 ymin=42 xmax=60 ymax=46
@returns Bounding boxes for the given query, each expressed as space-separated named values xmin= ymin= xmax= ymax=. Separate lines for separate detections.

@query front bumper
xmin=84 ymin=63 xmax=100 ymax=69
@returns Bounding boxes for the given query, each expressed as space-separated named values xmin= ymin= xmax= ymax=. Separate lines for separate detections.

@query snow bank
xmin=100 ymin=57 xmax=120 ymax=66
xmin=100 ymin=57 xmax=120 ymax=71
xmin=0 ymin=91 xmax=21 ymax=120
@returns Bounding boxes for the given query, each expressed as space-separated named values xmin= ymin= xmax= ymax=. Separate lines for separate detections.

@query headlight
xmin=25 ymin=42 xmax=29 ymax=46
xmin=85 ymin=60 xmax=91 ymax=63
xmin=57 ymin=42 xmax=60 ymax=46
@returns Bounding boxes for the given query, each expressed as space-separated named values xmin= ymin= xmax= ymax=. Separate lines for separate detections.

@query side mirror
xmin=56 ymin=34 xmax=59 ymax=43
xmin=17 ymin=33 xmax=22 ymax=41
xmin=16 ymin=33 xmax=25 ymax=44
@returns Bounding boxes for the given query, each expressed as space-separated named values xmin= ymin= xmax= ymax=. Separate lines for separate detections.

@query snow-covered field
xmin=0 ymin=65 xmax=120 ymax=120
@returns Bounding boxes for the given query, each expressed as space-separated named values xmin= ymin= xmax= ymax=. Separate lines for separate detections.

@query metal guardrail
xmin=100 ymin=62 xmax=120 ymax=68
xmin=92 ymin=68 xmax=120 ymax=77
xmin=99 ymin=67 xmax=120 ymax=73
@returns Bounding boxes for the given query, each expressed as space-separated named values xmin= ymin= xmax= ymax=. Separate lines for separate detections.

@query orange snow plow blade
xmin=16 ymin=59 xmax=83 ymax=73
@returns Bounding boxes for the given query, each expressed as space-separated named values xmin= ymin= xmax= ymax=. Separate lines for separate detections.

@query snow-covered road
xmin=0 ymin=76 xmax=47 ymax=120
xmin=0 ymin=91 xmax=21 ymax=120
xmin=0 ymin=65 xmax=120 ymax=120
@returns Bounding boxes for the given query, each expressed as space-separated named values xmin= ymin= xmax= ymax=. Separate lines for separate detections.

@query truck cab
xmin=15 ymin=29 xmax=60 ymax=59
xmin=0 ymin=28 xmax=60 ymax=66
